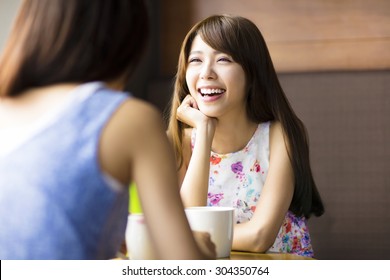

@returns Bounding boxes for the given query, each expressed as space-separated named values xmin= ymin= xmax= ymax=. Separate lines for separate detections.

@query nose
xmin=200 ymin=62 xmax=216 ymax=80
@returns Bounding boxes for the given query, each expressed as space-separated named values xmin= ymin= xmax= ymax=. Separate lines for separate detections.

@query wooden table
xmin=114 ymin=251 xmax=314 ymax=260
xmin=224 ymin=251 xmax=314 ymax=260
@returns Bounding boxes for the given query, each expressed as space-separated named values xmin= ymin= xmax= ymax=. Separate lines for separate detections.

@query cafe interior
xmin=1 ymin=0 xmax=388 ymax=260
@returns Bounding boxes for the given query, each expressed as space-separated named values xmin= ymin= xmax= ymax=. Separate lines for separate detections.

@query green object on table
xmin=129 ymin=182 xmax=142 ymax=213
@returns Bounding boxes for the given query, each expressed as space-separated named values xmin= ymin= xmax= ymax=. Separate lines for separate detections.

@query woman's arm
xmin=102 ymin=98 xmax=215 ymax=259
xmin=232 ymin=121 xmax=294 ymax=252
xmin=175 ymin=95 xmax=217 ymax=207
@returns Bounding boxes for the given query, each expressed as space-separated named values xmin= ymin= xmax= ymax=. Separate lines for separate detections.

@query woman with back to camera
xmin=0 ymin=0 xmax=215 ymax=260
xmin=167 ymin=14 xmax=325 ymax=257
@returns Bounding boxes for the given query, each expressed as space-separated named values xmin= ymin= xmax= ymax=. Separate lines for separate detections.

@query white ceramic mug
xmin=125 ymin=214 xmax=156 ymax=260
xmin=185 ymin=206 xmax=235 ymax=258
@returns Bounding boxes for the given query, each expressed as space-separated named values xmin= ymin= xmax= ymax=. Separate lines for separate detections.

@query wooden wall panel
xmin=278 ymin=70 xmax=390 ymax=259
xmin=160 ymin=0 xmax=390 ymax=75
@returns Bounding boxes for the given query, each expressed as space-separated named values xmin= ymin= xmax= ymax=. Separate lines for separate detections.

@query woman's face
xmin=185 ymin=35 xmax=247 ymax=120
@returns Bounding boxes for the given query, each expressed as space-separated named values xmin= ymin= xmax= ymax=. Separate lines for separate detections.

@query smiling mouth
xmin=198 ymin=88 xmax=226 ymax=97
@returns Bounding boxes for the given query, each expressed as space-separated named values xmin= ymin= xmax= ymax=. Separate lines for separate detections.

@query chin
xmin=199 ymin=109 xmax=220 ymax=118
xmin=198 ymin=101 xmax=226 ymax=116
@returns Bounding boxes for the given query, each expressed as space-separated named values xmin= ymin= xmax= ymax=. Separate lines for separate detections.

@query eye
xmin=217 ymin=57 xmax=232 ymax=63
xmin=188 ymin=57 xmax=202 ymax=63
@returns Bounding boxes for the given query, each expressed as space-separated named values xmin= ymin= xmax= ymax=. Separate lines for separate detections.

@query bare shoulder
xmin=269 ymin=120 xmax=290 ymax=154
xmin=99 ymin=97 xmax=166 ymax=184
xmin=269 ymin=120 xmax=283 ymax=142
xmin=102 ymin=97 xmax=166 ymax=157
xmin=119 ymin=98 xmax=163 ymax=129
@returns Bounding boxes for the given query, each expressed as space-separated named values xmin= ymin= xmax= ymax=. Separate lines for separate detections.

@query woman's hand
xmin=192 ymin=231 xmax=217 ymax=259
xmin=177 ymin=95 xmax=216 ymax=132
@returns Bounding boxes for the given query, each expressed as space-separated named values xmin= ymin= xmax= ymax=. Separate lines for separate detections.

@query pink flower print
xmin=250 ymin=160 xmax=261 ymax=173
xmin=231 ymin=161 xmax=243 ymax=174
xmin=208 ymin=193 xmax=224 ymax=205
xmin=210 ymin=154 xmax=222 ymax=165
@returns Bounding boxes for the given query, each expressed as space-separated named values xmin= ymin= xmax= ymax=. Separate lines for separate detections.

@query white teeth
xmin=199 ymin=88 xmax=225 ymax=95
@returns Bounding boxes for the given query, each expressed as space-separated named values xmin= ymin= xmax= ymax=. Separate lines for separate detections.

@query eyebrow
xmin=189 ymin=50 xmax=224 ymax=56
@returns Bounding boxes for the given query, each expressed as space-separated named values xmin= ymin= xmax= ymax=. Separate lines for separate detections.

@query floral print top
xmin=191 ymin=122 xmax=314 ymax=257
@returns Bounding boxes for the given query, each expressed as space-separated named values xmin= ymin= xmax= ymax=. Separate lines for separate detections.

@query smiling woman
xmin=166 ymin=14 xmax=324 ymax=258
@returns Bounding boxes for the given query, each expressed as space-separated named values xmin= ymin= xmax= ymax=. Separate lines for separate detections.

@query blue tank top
xmin=0 ymin=82 xmax=129 ymax=259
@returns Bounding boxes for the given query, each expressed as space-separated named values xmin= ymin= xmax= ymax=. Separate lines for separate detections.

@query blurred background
xmin=1 ymin=0 xmax=388 ymax=259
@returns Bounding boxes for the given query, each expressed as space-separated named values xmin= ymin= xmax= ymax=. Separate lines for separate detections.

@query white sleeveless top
xmin=191 ymin=122 xmax=314 ymax=257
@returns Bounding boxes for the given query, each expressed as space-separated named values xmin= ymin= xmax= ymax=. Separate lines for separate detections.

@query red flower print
xmin=210 ymin=155 xmax=222 ymax=165
xmin=292 ymin=237 xmax=301 ymax=251
xmin=286 ymin=222 xmax=292 ymax=233
xmin=250 ymin=160 xmax=261 ymax=173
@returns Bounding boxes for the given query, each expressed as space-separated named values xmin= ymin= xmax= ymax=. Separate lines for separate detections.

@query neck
xmin=211 ymin=117 xmax=258 ymax=154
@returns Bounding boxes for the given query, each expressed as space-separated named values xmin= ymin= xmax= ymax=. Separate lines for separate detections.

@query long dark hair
xmin=167 ymin=15 xmax=324 ymax=218
xmin=0 ymin=0 xmax=149 ymax=97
